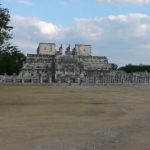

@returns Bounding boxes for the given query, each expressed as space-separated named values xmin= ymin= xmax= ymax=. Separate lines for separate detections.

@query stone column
xmin=67 ymin=78 xmax=71 ymax=86
xmin=13 ymin=73 xmax=16 ymax=84
xmin=148 ymin=75 xmax=150 ymax=83
xmin=40 ymin=76 xmax=43 ymax=84
xmin=4 ymin=73 xmax=7 ymax=84
xmin=86 ymin=76 xmax=88 ymax=84
xmin=78 ymin=77 xmax=81 ymax=85
xmin=22 ymin=78 xmax=24 ymax=84
xmin=48 ymin=75 xmax=52 ymax=84
xmin=31 ymin=78 xmax=34 ymax=84
xmin=96 ymin=77 xmax=99 ymax=84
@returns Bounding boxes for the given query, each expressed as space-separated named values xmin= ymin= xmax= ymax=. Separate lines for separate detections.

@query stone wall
xmin=37 ymin=43 xmax=56 ymax=55
xmin=80 ymin=56 xmax=111 ymax=71
xmin=75 ymin=44 xmax=91 ymax=56
xmin=20 ymin=54 xmax=55 ymax=83
xmin=55 ymin=55 xmax=81 ymax=83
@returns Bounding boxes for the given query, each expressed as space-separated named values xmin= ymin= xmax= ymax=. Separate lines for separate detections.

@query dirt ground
xmin=0 ymin=85 xmax=150 ymax=150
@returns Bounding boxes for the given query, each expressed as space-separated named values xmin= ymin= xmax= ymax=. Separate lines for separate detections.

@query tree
xmin=0 ymin=3 xmax=13 ymax=51
xmin=0 ymin=4 xmax=25 ymax=75
xmin=110 ymin=63 xmax=118 ymax=70
xmin=0 ymin=49 xmax=25 ymax=75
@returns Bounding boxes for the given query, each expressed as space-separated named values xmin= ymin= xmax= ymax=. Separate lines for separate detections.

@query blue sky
xmin=4 ymin=0 xmax=150 ymax=25
xmin=2 ymin=0 xmax=150 ymax=66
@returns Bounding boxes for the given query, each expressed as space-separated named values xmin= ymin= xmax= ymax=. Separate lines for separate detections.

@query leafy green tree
xmin=0 ymin=3 xmax=25 ymax=75
xmin=110 ymin=63 xmax=118 ymax=70
xmin=0 ymin=3 xmax=13 ymax=51
xmin=0 ymin=49 xmax=25 ymax=75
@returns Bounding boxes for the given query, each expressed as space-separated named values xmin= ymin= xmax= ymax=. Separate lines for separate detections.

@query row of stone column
xmin=86 ymin=72 xmax=150 ymax=84
xmin=1 ymin=72 xmax=150 ymax=85
xmin=0 ymin=75 xmax=52 ymax=84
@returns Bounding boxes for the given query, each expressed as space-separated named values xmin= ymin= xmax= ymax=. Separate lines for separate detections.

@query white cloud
xmin=16 ymin=0 xmax=32 ymax=5
xmin=59 ymin=0 xmax=72 ymax=6
xmin=94 ymin=0 xmax=150 ymax=5
xmin=11 ymin=16 xmax=69 ymax=53
xmin=11 ymin=14 xmax=150 ymax=65
xmin=12 ymin=16 xmax=69 ymax=38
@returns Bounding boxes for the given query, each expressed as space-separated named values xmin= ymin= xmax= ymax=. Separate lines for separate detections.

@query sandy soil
xmin=0 ymin=85 xmax=150 ymax=150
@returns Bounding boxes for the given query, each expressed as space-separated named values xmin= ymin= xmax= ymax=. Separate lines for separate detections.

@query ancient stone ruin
xmin=0 ymin=43 xmax=150 ymax=85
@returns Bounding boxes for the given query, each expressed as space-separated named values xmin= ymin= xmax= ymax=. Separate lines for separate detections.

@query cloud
xmin=11 ymin=14 xmax=150 ymax=65
xmin=94 ymin=0 xmax=150 ymax=5
xmin=74 ymin=13 xmax=150 ymax=65
xmin=12 ymin=16 xmax=69 ymax=37
xmin=59 ymin=0 xmax=72 ymax=6
xmin=16 ymin=0 xmax=32 ymax=6
xmin=11 ymin=16 xmax=70 ymax=53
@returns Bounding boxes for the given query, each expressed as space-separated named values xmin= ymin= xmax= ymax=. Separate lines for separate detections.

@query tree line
xmin=119 ymin=64 xmax=150 ymax=73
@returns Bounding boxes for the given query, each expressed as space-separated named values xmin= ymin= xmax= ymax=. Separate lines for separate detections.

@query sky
xmin=2 ymin=0 xmax=150 ymax=66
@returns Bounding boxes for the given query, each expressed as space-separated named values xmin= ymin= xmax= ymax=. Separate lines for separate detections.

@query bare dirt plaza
xmin=0 ymin=85 xmax=150 ymax=150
